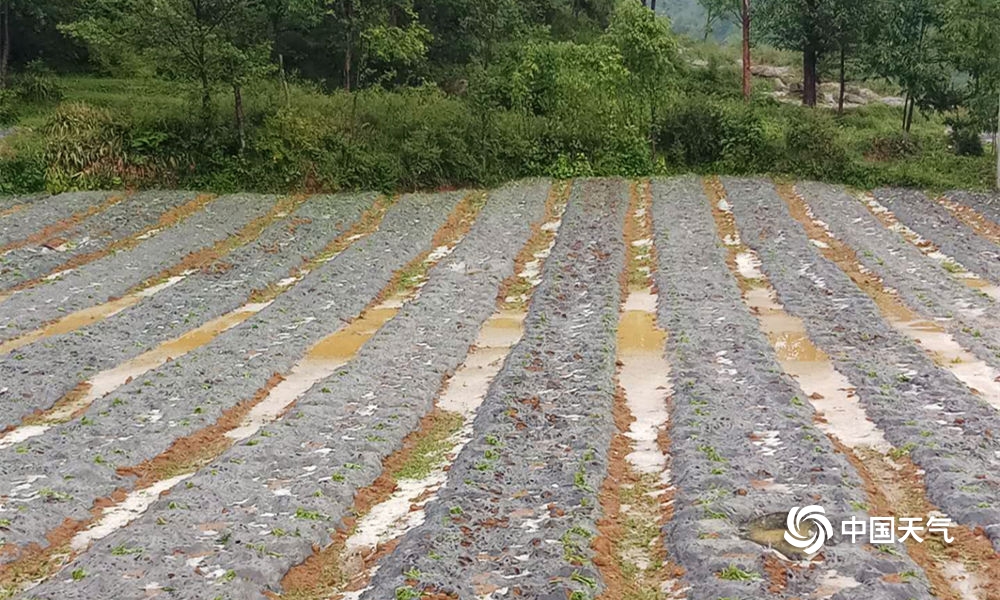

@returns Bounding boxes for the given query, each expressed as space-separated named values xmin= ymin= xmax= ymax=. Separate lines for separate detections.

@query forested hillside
xmin=0 ymin=0 xmax=996 ymax=194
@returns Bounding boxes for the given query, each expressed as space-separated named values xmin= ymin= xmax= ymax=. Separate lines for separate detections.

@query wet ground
xmin=0 ymin=180 xmax=999 ymax=600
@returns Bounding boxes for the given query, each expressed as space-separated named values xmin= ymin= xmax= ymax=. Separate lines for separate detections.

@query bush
xmin=948 ymin=124 xmax=984 ymax=157
xmin=782 ymin=111 xmax=854 ymax=181
xmin=13 ymin=61 xmax=64 ymax=103
xmin=866 ymin=132 xmax=921 ymax=161
xmin=0 ymin=153 xmax=47 ymax=194
xmin=41 ymin=102 xmax=174 ymax=191
xmin=0 ymin=89 xmax=18 ymax=126
xmin=655 ymin=96 xmax=771 ymax=173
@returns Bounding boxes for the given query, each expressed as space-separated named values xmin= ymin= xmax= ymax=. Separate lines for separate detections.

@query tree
xmin=64 ymin=0 xmax=273 ymax=124
xmin=862 ymin=0 xmax=953 ymax=131
xmin=756 ymin=0 xmax=835 ymax=107
xmin=828 ymin=0 xmax=871 ymax=113
xmin=938 ymin=0 xmax=1000 ymax=187
xmin=326 ymin=0 xmax=430 ymax=90
xmin=697 ymin=0 xmax=750 ymax=100
xmin=604 ymin=0 xmax=676 ymax=151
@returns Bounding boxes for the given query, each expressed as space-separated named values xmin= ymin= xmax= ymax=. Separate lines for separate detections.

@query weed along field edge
xmin=1 ymin=179 xmax=1000 ymax=600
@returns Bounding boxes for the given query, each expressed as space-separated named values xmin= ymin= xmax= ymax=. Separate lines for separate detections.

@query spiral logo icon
xmin=784 ymin=505 xmax=833 ymax=555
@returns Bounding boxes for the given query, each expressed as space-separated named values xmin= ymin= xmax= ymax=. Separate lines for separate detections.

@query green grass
xmin=392 ymin=411 xmax=464 ymax=481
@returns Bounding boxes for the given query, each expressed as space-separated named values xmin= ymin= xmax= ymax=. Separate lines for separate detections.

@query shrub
xmin=948 ymin=124 xmax=984 ymax=157
xmin=41 ymin=102 xmax=172 ymax=191
xmin=0 ymin=154 xmax=47 ymax=194
xmin=782 ymin=111 xmax=854 ymax=181
xmin=655 ymin=96 xmax=771 ymax=173
xmin=0 ymin=89 xmax=18 ymax=126
xmin=866 ymin=132 xmax=921 ymax=161
xmin=13 ymin=61 xmax=64 ymax=103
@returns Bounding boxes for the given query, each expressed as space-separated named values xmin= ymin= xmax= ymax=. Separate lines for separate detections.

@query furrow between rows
xmin=0 ymin=193 xmax=278 ymax=346
xmin=0 ymin=194 xmax=45 ymax=219
xmin=0 ymin=191 xmax=214 ymax=292
xmin=0 ymin=191 xmax=464 ymax=594
xmin=0 ymin=192 xmax=125 ymax=253
xmin=651 ymin=176 xmax=928 ymax=600
xmin=593 ymin=180 xmax=683 ymax=600
xmin=0 ymin=192 xmax=378 ymax=438
xmin=945 ymin=191 xmax=1000 ymax=233
xmin=20 ymin=181 xmax=550 ymax=600
xmin=874 ymin=188 xmax=1000 ymax=287
xmin=356 ymin=178 xmax=629 ymax=600
xmin=711 ymin=177 xmax=1000 ymax=600
xmin=935 ymin=195 xmax=1000 ymax=247
xmin=795 ymin=181 xmax=1000 ymax=393
xmin=320 ymin=182 xmax=570 ymax=600
xmin=723 ymin=177 xmax=1000 ymax=552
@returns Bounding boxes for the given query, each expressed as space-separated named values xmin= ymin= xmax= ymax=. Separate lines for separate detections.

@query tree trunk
xmin=279 ymin=53 xmax=290 ymax=108
xmin=802 ymin=42 xmax=818 ymax=107
xmin=904 ymin=96 xmax=915 ymax=132
xmin=650 ymin=0 xmax=656 ymax=11
xmin=200 ymin=69 xmax=212 ymax=123
xmin=837 ymin=46 xmax=846 ymax=115
xmin=343 ymin=0 xmax=353 ymax=91
xmin=995 ymin=86 xmax=999 ymax=190
xmin=233 ymin=84 xmax=246 ymax=154
xmin=0 ymin=1 xmax=10 ymax=90
xmin=741 ymin=0 xmax=751 ymax=101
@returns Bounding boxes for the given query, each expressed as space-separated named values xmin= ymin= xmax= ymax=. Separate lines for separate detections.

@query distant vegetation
xmin=0 ymin=0 xmax=995 ymax=195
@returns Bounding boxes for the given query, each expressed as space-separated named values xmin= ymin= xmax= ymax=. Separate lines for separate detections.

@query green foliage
xmin=782 ymin=110 xmax=853 ymax=180
xmin=866 ymin=132 xmax=921 ymax=161
xmin=656 ymin=95 xmax=771 ymax=172
xmin=947 ymin=120 xmax=984 ymax=157
xmin=42 ymin=102 xmax=128 ymax=190
xmin=0 ymin=0 xmax=997 ymax=195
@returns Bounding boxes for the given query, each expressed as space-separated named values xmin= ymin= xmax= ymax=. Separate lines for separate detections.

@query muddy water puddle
xmin=618 ymin=295 xmax=672 ymax=476
xmin=864 ymin=195 xmax=1000 ymax=302
xmin=0 ymin=302 xmax=269 ymax=449
xmin=224 ymin=303 xmax=402 ymax=442
xmin=710 ymin=191 xmax=889 ymax=452
xmin=783 ymin=191 xmax=1000 ymax=406
xmin=0 ymin=274 xmax=188 ymax=355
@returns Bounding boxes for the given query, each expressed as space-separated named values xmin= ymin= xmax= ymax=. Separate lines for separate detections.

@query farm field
xmin=0 ymin=179 xmax=999 ymax=600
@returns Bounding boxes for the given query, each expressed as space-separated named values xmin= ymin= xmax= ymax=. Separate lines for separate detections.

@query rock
xmin=881 ymin=96 xmax=906 ymax=107
xmin=819 ymin=82 xmax=840 ymax=94
xmin=773 ymin=78 xmax=789 ymax=92
xmin=844 ymin=93 xmax=868 ymax=106
xmin=689 ymin=59 xmax=708 ymax=68
xmin=789 ymin=81 xmax=803 ymax=93
xmin=750 ymin=64 xmax=791 ymax=79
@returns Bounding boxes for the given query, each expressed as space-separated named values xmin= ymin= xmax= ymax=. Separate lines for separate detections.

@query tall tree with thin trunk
xmin=696 ymin=0 xmax=750 ymax=100
xmin=938 ymin=0 xmax=1000 ymax=183
xmin=757 ymin=0 xmax=833 ymax=107
xmin=828 ymin=0 xmax=869 ymax=114
xmin=0 ymin=1 xmax=9 ymax=89
xmin=862 ymin=0 xmax=951 ymax=131
xmin=65 ymin=0 xmax=273 ymax=133
xmin=741 ymin=0 xmax=750 ymax=100
xmin=327 ymin=0 xmax=430 ymax=90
